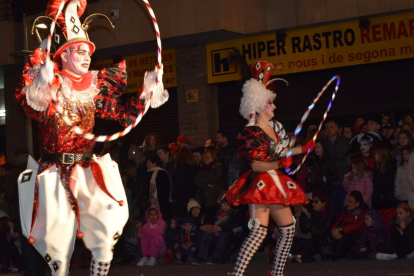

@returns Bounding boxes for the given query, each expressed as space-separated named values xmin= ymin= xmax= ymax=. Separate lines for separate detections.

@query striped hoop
xmin=46 ymin=0 xmax=165 ymax=142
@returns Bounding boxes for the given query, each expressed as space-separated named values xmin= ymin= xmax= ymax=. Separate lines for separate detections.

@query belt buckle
xmin=62 ymin=153 xmax=75 ymax=165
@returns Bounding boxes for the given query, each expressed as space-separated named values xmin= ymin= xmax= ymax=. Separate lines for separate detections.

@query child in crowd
xmin=120 ymin=217 xmax=145 ymax=264
xmin=343 ymin=159 xmax=373 ymax=208
xmin=395 ymin=146 xmax=414 ymax=207
xmin=302 ymin=191 xmax=335 ymax=262
xmin=330 ymin=191 xmax=368 ymax=260
xmin=376 ymin=203 xmax=414 ymax=260
xmin=164 ymin=218 xmax=181 ymax=265
xmin=290 ymin=204 xmax=313 ymax=263
xmin=187 ymin=199 xmax=205 ymax=230
xmin=357 ymin=210 xmax=388 ymax=259
xmin=353 ymin=117 xmax=365 ymax=133
xmin=174 ymin=217 xmax=201 ymax=264
xmin=137 ymin=206 xmax=166 ymax=266
xmin=392 ymin=130 xmax=413 ymax=166
xmin=0 ymin=211 xmax=23 ymax=273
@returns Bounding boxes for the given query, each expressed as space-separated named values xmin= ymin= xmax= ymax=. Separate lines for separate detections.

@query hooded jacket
xmin=139 ymin=205 xmax=167 ymax=239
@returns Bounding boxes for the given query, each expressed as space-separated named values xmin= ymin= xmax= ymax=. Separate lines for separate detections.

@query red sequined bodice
xmin=38 ymin=102 xmax=96 ymax=154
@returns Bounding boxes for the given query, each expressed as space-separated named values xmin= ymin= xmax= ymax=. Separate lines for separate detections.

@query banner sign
xmin=206 ymin=12 xmax=414 ymax=83
xmin=91 ymin=48 xmax=176 ymax=93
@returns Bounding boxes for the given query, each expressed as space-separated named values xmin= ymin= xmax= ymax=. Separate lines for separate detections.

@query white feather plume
xmin=140 ymin=64 xmax=169 ymax=108
xmin=239 ymin=78 xmax=276 ymax=126
xmin=24 ymin=58 xmax=57 ymax=111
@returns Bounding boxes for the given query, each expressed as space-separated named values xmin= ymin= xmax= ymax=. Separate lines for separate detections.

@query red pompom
xmin=76 ymin=231 xmax=84 ymax=239
xmin=233 ymin=202 xmax=240 ymax=207
xmin=28 ymin=237 xmax=35 ymax=244
xmin=119 ymin=200 xmax=124 ymax=206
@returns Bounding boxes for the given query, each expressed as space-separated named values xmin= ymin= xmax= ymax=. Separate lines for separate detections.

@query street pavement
xmin=68 ymin=254 xmax=414 ymax=276
xmin=3 ymin=253 xmax=414 ymax=276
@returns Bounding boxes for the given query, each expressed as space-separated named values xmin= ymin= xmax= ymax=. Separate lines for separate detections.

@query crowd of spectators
xmin=1 ymin=113 xmax=414 ymax=272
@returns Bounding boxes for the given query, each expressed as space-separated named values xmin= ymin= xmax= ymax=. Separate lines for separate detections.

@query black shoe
xmin=312 ymin=254 xmax=322 ymax=262
xmin=192 ymin=257 xmax=206 ymax=265
xmin=206 ymin=256 xmax=219 ymax=265
xmin=325 ymin=255 xmax=337 ymax=262
xmin=346 ymin=253 xmax=360 ymax=260
xmin=218 ymin=257 xmax=230 ymax=264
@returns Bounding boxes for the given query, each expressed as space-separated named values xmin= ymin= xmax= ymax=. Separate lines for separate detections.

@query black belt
xmin=41 ymin=152 xmax=93 ymax=165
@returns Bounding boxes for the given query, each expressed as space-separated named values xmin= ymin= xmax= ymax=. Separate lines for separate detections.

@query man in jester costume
xmin=15 ymin=0 xmax=167 ymax=275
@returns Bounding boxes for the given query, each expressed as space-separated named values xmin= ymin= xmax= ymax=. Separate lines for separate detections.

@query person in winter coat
xmin=372 ymin=145 xmax=398 ymax=210
xmin=174 ymin=217 xmax=202 ymax=264
xmin=194 ymin=200 xmax=237 ymax=265
xmin=194 ymin=148 xmax=224 ymax=217
xmin=357 ymin=210 xmax=388 ymax=259
xmin=395 ymin=146 xmax=414 ymax=207
xmin=172 ymin=148 xmax=197 ymax=218
xmin=187 ymin=199 xmax=206 ymax=231
xmin=376 ymin=203 xmax=414 ymax=260
xmin=136 ymin=206 xmax=167 ymax=266
xmin=302 ymin=191 xmax=335 ymax=261
xmin=146 ymin=155 xmax=172 ymax=220
xmin=330 ymin=191 xmax=368 ymax=259
xmin=306 ymin=141 xmax=338 ymax=195
xmin=343 ymin=158 xmax=373 ymax=208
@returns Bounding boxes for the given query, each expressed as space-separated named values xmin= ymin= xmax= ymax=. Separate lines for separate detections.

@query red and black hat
xmin=251 ymin=61 xmax=274 ymax=85
xmin=32 ymin=0 xmax=114 ymax=62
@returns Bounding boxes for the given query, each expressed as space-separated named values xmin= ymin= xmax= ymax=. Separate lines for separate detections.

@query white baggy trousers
xmin=17 ymin=154 xmax=128 ymax=276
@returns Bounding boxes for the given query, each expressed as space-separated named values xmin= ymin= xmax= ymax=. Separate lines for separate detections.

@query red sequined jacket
xmin=16 ymin=48 xmax=144 ymax=155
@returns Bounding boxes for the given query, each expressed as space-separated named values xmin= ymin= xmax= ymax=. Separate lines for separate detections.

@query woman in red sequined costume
xmin=226 ymin=61 xmax=314 ymax=276
xmin=14 ymin=1 xmax=167 ymax=276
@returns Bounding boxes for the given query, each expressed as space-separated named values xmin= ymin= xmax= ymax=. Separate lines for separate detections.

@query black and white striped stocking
xmin=231 ymin=220 xmax=268 ymax=276
xmin=271 ymin=222 xmax=295 ymax=276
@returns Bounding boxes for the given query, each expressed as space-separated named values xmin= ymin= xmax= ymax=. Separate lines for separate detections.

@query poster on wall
xmin=91 ymin=48 xmax=177 ymax=93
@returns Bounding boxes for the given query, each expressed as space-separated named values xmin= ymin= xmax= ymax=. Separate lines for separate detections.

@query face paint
xmin=65 ymin=43 xmax=91 ymax=75
xmin=265 ymin=99 xmax=276 ymax=110
xmin=359 ymin=140 xmax=371 ymax=155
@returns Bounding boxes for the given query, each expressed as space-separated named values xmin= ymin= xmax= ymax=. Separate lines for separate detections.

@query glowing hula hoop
xmin=285 ymin=75 xmax=341 ymax=175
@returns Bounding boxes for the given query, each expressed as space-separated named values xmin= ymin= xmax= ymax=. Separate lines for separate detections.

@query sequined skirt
xmin=225 ymin=169 xmax=307 ymax=206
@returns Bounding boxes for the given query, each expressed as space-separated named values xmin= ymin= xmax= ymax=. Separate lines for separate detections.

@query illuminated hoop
xmin=285 ymin=75 xmax=341 ymax=175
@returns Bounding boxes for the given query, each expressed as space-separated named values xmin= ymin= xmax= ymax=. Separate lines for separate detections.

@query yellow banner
xmin=91 ymin=48 xmax=177 ymax=93
xmin=207 ymin=12 xmax=414 ymax=83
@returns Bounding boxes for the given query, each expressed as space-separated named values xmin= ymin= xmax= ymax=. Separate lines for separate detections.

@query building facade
xmin=1 ymin=0 xmax=414 ymax=161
